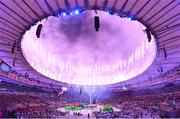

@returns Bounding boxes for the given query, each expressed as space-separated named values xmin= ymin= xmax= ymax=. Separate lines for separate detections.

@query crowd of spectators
xmin=95 ymin=102 xmax=178 ymax=118
xmin=0 ymin=82 xmax=179 ymax=118
xmin=95 ymin=91 xmax=180 ymax=118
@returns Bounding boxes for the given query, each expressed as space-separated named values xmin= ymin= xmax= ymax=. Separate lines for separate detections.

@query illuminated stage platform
xmin=56 ymin=104 xmax=120 ymax=118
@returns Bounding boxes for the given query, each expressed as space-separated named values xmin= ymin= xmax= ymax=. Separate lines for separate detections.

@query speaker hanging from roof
xmin=80 ymin=86 xmax=82 ymax=95
xmin=145 ymin=29 xmax=151 ymax=42
xmin=163 ymin=48 xmax=167 ymax=59
xmin=157 ymin=66 xmax=163 ymax=73
xmin=36 ymin=24 xmax=43 ymax=38
xmin=13 ymin=57 xmax=16 ymax=67
xmin=25 ymin=72 xmax=29 ymax=78
xmin=11 ymin=42 xmax=16 ymax=53
xmin=94 ymin=16 xmax=100 ymax=31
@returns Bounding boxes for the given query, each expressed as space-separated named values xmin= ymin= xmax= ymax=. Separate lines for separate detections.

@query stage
xmin=56 ymin=104 xmax=120 ymax=118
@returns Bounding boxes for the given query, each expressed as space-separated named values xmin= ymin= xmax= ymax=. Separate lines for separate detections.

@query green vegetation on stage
xmin=64 ymin=104 xmax=88 ymax=110
xmin=64 ymin=104 xmax=114 ymax=112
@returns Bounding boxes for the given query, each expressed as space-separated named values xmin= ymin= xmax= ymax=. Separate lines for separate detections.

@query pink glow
xmin=21 ymin=10 xmax=157 ymax=85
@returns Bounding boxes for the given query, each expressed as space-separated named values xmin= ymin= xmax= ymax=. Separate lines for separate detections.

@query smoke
xmin=21 ymin=10 xmax=157 ymax=85
xmin=40 ymin=11 xmax=147 ymax=65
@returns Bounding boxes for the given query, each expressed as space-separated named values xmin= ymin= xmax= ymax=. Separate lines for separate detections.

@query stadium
xmin=0 ymin=0 xmax=179 ymax=118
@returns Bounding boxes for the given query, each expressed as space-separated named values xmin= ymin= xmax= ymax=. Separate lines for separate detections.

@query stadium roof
xmin=0 ymin=0 xmax=179 ymax=87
